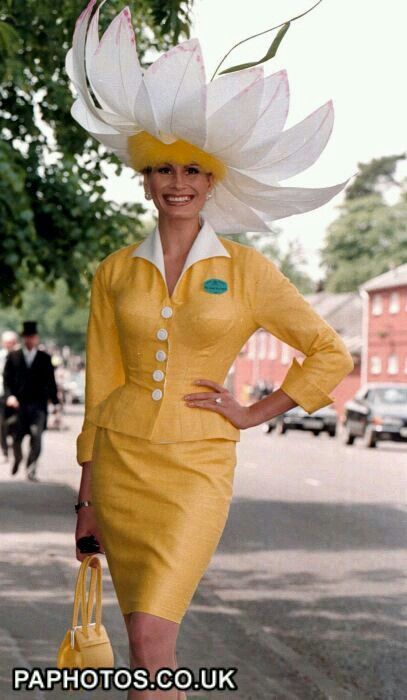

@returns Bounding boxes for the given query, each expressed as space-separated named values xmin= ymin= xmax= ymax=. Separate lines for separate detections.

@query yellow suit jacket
xmin=76 ymin=219 xmax=354 ymax=465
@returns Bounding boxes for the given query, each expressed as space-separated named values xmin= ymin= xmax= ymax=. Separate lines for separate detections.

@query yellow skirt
xmin=91 ymin=427 xmax=237 ymax=623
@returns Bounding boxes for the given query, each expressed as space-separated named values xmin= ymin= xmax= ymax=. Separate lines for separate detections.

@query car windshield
xmin=369 ymin=387 xmax=407 ymax=405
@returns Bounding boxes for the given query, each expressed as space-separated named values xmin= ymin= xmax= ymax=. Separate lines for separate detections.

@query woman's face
xmin=144 ymin=162 xmax=214 ymax=220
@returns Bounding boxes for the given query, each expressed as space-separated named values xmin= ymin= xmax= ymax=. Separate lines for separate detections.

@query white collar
xmin=22 ymin=347 xmax=38 ymax=365
xmin=130 ymin=217 xmax=231 ymax=283
xmin=23 ymin=346 xmax=37 ymax=356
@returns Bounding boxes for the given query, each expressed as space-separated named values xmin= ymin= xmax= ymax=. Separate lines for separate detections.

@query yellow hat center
xmin=128 ymin=131 xmax=227 ymax=182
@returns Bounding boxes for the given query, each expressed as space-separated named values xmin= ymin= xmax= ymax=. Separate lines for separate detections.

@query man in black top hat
xmin=3 ymin=321 xmax=60 ymax=481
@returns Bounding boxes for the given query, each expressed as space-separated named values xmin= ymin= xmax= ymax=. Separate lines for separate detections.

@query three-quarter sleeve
xmin=76 ymin=263 xmax=125 ymax=465
xmin=249 ymin=251 xmax=354 ymax=414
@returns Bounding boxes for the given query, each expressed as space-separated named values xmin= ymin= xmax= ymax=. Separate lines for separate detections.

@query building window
xmin=258 ymin=332 xmax=267 ymax=360
xmin=389 ymin=291 xmax=400 ymax=314
xmin=268 ymin=336 xmax=277 ymax=360
xmin=387 ymin=354 xmax=398 ymax=375
xmin=372 ymin=294 xmax=383 ymax=315
xmin=281 ymin=343 xmax=291 ymax=365
xmin=370 ymin=356 xmax=382 ymax=375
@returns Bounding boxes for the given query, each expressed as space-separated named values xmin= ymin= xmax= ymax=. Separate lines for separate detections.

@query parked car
xmin=342 ymin=382 xmax=407 ymax=448
xmin=64 ymin=371 xmax=85 ymax=404
xmin=262 ymin=405 xmax=338 ymax=437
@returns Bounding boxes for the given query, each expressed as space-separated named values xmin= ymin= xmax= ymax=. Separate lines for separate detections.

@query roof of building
xmin=304 ymin=291 xmax=362 ymax=355
xmin=360 ymin=263 xmax=407 ymax=292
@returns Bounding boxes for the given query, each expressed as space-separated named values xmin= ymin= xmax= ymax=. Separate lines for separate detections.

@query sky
xmin=103 ymin=0 xmax=407 ymax=280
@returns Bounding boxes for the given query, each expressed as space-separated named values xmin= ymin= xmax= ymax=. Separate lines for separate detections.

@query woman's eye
xmin=157 ymin=166 xmax=171 ymax=174
xmin=186 ymin=167 xmax=200 ymax=175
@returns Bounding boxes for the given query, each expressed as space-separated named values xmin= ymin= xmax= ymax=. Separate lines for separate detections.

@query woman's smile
xmin=163 ymin=194 xmax=196 ymax=206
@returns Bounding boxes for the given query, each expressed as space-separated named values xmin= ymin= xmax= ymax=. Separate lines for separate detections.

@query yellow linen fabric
xmin=91 ymin=427 xmax=237 ymax=622
xmin=77 ymin=237 xmax=353 ymax=465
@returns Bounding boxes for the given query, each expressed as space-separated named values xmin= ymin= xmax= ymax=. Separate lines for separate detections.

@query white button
xmin=151 ymin=389 xmax=163 ymax=400
xmin=153 ymin=369 xmax=164 ymax=381
xmin=156 ymin=350 xmax=167 ymax=362
xmin=156 ymin=328 xmax=168 ymax=341
xmin=161 ymin=306 xmax=173 ymax=318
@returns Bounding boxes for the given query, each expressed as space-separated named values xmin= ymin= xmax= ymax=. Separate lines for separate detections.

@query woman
xmin=68 ymin=4 xmax=354 ymax=698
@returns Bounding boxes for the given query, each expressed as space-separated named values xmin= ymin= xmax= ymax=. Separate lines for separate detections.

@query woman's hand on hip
xmin=183 ymin=379 xmax=255 ymax=429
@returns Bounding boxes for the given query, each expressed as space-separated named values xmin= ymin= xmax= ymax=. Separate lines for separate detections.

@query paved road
xmin=0 ymin=406 xmax=406 ymax=698
xmin=213 ymin=424 xmax=407 ymax=700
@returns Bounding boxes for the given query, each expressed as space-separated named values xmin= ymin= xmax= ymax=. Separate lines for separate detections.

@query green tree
xmin=228 ymin=230 xmax=315 ymax=293
xmin=321 ymin=155 xmax=407 ymax=292
xmin=0 ymin=0 xmax=192 ymax=306
xmin=345 ymin=154 xmax=405 ymax=200
xmin=0 ymin=217 xmax=155 ymax=350
xmin=0 ymin=279 xmax=89 ymax=351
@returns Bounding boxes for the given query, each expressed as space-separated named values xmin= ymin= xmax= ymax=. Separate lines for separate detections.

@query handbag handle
xmin=83 ymin=558 xmax=102 ymax=636
xmin=86 ymin=565 xmax=98 ymax=624
xmin=77 ymin=556 xmax=102 ymax=636
xmin=80 ymin=556 xmax=102 ymax=636
xmin=71 ymin=556 xmax=102 ymax=638
xmin=83 ymin=564 xmax=97 ymax=628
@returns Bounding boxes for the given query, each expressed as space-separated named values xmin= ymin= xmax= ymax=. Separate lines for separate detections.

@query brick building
xmin=359 ymin=263 xmax=407 ymax=385
xmin=228 ymin=263 xmax=407 ymax=418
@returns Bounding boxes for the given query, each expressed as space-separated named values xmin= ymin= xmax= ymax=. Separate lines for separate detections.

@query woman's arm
xmin=76 ymin=262 xmax=125 ymax=466
xmin=248 ymin=251 xmax=354 ymax=414
xmin=78 ymin=460 xmax=92 ymax=500
xmin=246 ymin=388 xmax=298 ymax=426
xmin=75 ymin=461 xmax=105 ymax=563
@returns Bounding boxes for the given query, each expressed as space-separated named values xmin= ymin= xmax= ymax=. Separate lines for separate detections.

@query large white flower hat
xmin=66 ymin=0 xmax=347 ymax=233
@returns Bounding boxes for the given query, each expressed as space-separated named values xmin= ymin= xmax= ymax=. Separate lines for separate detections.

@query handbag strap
xmin=86 ymin=567 xmax=97 ymax=622
xmin=86 ymin=561 xmax=102 ymax=633
xmin=81 ymin=558 xmax=102 ymax=636
xmin=71 ymin=556 xmax=102 ymax=637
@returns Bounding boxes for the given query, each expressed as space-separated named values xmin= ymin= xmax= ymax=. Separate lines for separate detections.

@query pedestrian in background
xmin=0 ymin=330 xmax=19 ymax=460
xmin=3 ymin=321 xmax=60 ymax=481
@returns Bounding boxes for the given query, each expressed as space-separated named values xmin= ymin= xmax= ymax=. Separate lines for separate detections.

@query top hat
xmin=21 ymin=321 xmax=38 ymax=337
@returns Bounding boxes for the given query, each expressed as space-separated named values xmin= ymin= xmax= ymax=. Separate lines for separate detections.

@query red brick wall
xmin=231 ymin=332 xmax=361 ymax=419
xmin=364 ymin=284 xmax=407 ymax=383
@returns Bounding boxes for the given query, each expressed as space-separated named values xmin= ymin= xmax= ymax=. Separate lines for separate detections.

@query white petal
xmin=84 ymin=0 xmax=112 ymax=112
xmin=71 ymin=98 xmax=119 ymax=134
xmin=225 ymin=169 xmax=348 ymax=220
xmin=87 ymin=6 xmax=143 ymax=123
xmin=223 ymin=70 xmax=290 ymax=169
xmin=203 ymin=180 xmax=271 ymax=233
xmin=206 ymin=66 xmax=263 ymax=117
xmin=71 ymin=98 xmax=130 ymax=164
xmin=205 ymin=71 xmax=264 ymax=155
xmin=250 ymin=101 xmax=335 ymax=182
xmin=66 ymin=1 xmax=143 ymax=139
xmin=144 ymin=39 xmax=207 ymax=147
xmin=71 ymin=99 xmax=132 ymax=156
xmin=65 ymin=0 xmax=98 ymax=111
xmin=65 ymin=2 xmax=121 ymax=124
xmin=132 ymin=80 xmax=159 ymax=138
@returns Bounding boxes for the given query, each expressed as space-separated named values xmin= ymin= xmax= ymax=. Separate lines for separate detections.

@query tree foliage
xmin=228 ymin=230 xmax=314 ymax=294
xmin=0 ymin=278 xmax=89 ymax=352
xmin=321 ymin=155 xmax=407 ymax=292
xmin=0 ymin=0 xmax=192 ymax=306
xmin=345 ymin=154 xmax=405 ymax=200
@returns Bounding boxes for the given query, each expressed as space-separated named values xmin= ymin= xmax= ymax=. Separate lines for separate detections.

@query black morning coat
xmin=3 ymin=349 xmax=59 ymax=416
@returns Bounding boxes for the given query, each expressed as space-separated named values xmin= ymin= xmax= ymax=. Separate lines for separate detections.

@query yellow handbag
xmin=57 ymin=555 xmax=114 ymax=669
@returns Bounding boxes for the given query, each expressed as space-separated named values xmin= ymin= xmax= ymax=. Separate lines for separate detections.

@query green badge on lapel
xmin=203 ymin=278 xmax=228 ymax=294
